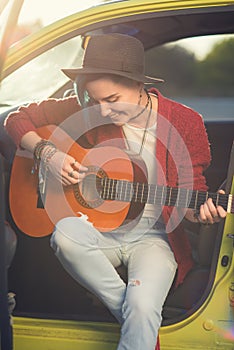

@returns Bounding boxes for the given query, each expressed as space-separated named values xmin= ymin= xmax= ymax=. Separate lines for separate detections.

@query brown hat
xmin=62 ymin=33 xmax=164 ymax=83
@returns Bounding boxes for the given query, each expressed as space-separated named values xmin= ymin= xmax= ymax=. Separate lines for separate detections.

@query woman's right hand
xmin=44 ymin=150 xmax=88 ymax=186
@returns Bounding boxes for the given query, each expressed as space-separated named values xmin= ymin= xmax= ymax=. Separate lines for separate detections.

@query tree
xmin=145 ymin=44 xmax=198 ymax=96
xmin=198 ymin=38 xmax=234 ymax=96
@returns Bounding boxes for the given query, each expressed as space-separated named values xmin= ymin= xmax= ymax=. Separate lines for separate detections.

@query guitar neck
xmin=100 ymin=178 xmax=233 ymax=214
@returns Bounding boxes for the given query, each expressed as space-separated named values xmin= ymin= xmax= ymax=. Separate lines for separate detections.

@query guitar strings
xmin=75 ymin=177 xmax=230 ymax=209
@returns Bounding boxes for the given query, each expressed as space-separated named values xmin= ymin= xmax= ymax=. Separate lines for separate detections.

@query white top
xmin=122 ymin=122 xmax=161 ymax=220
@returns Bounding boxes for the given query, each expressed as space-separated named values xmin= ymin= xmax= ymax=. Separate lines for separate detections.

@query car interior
xmin=0 ymin=4 xmax=234 ymax=327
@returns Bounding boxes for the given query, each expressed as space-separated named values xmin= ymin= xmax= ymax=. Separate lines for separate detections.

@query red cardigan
xmin=5 ymin=89 xmax=211 ymax=286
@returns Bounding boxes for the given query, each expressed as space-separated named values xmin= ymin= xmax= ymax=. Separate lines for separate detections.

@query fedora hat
xmin=61 ymin=33 xmax=164 ymax=83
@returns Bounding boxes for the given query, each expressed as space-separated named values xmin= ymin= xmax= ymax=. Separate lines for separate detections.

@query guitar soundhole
xmin=73 ymin=166 xmax=106 ymax=209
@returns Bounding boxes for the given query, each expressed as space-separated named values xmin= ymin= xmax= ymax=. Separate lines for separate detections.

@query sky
xmin=2 ymin=0 xmax=233 ymax=60
xmin=169 ymin=35 xmax=233 ymax=60
xmin=17 ymin=0 xmax=101 ymax=25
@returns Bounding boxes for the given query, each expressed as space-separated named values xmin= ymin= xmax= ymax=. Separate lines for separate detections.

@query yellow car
xmin=0 ymin=1 xmax=233 ymax=349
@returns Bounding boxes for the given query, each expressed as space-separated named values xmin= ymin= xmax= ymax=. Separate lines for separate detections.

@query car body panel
xmin=2 ymin=0 xmax=234 ymax=78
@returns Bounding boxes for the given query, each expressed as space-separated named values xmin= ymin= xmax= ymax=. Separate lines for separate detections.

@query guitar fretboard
xmin=99 ymin=178 xmax=233 ymax=213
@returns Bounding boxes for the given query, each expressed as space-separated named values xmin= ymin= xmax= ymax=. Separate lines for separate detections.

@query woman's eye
xmin=107 ymin=98 xmax=118 ymax=103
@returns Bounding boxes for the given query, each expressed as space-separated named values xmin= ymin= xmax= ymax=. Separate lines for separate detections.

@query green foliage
xmin=145 ymin=45 xmax=198 ymax=96
xmin=198 ymin=39 xmax=234 ymax=96
xmin=145 ymin=38 xmax=234 ymax=97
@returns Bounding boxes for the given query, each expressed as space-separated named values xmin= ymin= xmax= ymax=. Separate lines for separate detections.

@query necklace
xmin=138 ymin=91 xmax=152 ymax=155
xmin=129 ymin=88 xmax=150 ymax=122
xmin=123 ymin=90 xmax=153 ymax=156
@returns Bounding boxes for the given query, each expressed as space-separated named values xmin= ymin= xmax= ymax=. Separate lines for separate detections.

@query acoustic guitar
xmin=9 ymin=125 xmax=233 ymax=237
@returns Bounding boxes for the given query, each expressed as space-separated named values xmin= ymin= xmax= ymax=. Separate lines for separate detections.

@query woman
xmin=5 ymin=33 xmax=226 ymax=350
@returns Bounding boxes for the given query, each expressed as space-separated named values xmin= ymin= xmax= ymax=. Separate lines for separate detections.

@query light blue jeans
xmin=50 ymin=214 xmax=177 ymax=350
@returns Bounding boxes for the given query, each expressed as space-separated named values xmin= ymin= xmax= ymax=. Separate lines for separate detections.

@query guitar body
xmin=9 ymin=125 xmax=147 ymax=237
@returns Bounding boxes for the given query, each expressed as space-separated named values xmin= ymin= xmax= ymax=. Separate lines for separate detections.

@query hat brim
xmin=61 ymin=67 xmax=164 ymax=84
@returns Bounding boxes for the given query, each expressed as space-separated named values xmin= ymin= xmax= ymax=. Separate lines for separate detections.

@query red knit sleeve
xmin=4 ymin=96 xmax=80 ymax=147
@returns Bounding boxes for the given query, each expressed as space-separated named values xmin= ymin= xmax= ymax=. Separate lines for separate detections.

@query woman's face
xmin=85 ymin=76 xmax=142 ymax=126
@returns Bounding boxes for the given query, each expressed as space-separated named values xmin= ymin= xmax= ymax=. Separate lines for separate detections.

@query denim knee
xmin=123 ymin=292 xmax=161 ymax=320
xmin=52 ymin=216 xmax=99 ymax=248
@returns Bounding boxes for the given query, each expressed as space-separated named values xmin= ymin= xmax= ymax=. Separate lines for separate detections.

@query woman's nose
xmin=99 ymin=102 xmax=111 ymax=117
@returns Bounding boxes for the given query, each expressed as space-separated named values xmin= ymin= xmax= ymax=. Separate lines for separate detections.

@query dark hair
xmin=74 ymin=73 xmax=139 ymax=107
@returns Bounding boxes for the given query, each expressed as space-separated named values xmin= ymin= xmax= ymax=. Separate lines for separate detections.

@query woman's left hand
xmin=196 ymin=189 xmax=227 ymax=224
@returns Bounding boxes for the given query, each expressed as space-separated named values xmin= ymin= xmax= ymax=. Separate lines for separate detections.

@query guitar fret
xmin=108 ymin=178 xmax=111 ymax=199
xmin=121 ymin=181 xmax=126 ymax=201
xmin=135 ymin=183 xmax=139 ymax=202
xmin=190 ymin=190 xmax=195 ymax=209
xmin=144 ymin=183 xmax=149 ymax=203
xmin=128 ymin=181 xmax=131 ymax=201
xmin=130 ymin=182 xmax=134 ymax=201
xmin=122 ymin=181 xmax=126 ymax=201
xmin=101 ymin=178 xmax=106 ymax=199
xmin=153 ymin=185 xmax=157 ymax=204
xmin=176 ymin=187 xmax=180 ymax=207
xmin=114 ymin=179 xmax=118 ymax=199
xmin=123 ymin=180 xmax=130 ymax=202
xmin=161 ymin=186 xmax=165 ymax=205
xmin=125 ymin=181 xmax=131 ymax=201
xmin=141 ymin=183 xmax=144 ymax=203
xmin=105 ymin=178 xmax=108 ymax=199
xmin=154 ymin=186 xmax=162 ymax=206
xmin=185 ymin=189 xmax=190 ymax=208
xmin=178 ymin=188 xmax=188 ymax=208
xmin=168 ymin=187 xmax=172 ymax=206
xmin=136 ymin=183 xmax=140 ymax=202
xmin=209 ymin=192 xmax=219 ymax=207
xmin=124 ymin=181 xmax=128 ymax=201
xmin=216 ymin=192 xmax=219 ymax=207
xmin=171 ymin=187 xmax=178 ymax=206
xmin=114 ymin=179 xmax=118 ymax=200
xmin=185 ymin=188 xmax=191 ymax=208
xmin=108 ymin=179 xmax=112 ymax=199
xmin=101 ymin=177 xmax=104 ymax=199
xmin=127 ymin=182 xmax=132 ymax=201
xmin=147 ymin=184 xmax=151 ymax=203
xmin=123 ymin=181 xmax=128 ymax=201
xmin=197 ymin=191 xmax=207 ymax=209
xmin=148 ymin=184 xmax=156 ymax=204
xmin=194 ymin=190 xmax=198 ymax=211
xmin=187 ymin=190 xmax=194 ymax=210
xmin=119 ymin=180 xmax=123 ymax=201
xmin=110 ymin=179 xmax=115 ymax=199
xmin=104 ymin=178 xmax=109 ymax=199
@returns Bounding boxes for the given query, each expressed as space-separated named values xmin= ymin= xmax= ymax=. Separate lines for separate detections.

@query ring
xmin=68 ymin=170 xmax=75 ymax=178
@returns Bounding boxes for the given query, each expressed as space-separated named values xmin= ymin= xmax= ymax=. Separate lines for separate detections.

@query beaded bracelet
xmin=41 ymin=146 xmax=58 ymax=164
xmin=33 ymin=139 xmax=56 ymax=161
xmin=32 ymin=139 xmax=57 ymax=174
